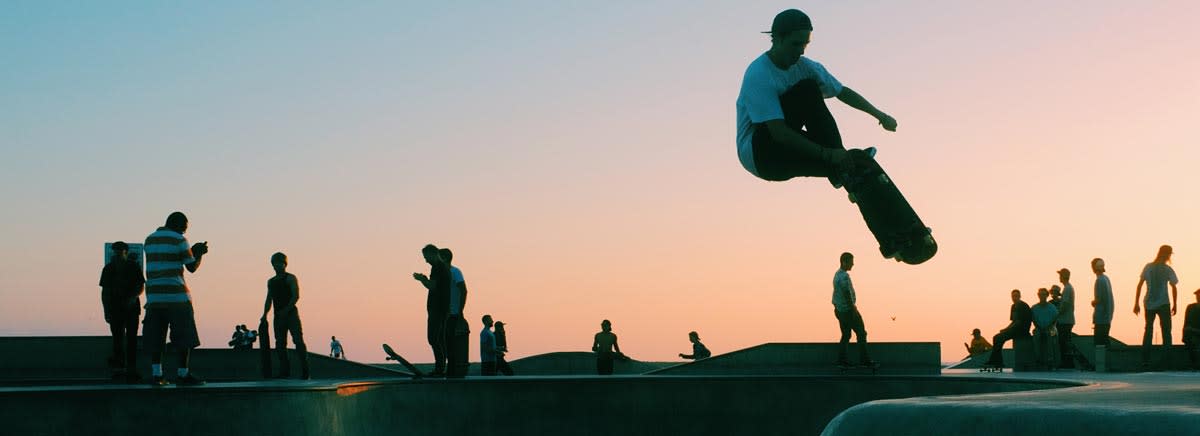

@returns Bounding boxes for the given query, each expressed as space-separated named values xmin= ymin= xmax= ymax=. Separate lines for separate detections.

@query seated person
xmin=985 ymin=290 xmax=1032 ymax=367
xmin=1183 ymin=289 xmax=1200 ymax=370
xmin=679 ymin=331 xmax=712 ymax=360
xmin=964 ymin=328 xmax=993 ymax=355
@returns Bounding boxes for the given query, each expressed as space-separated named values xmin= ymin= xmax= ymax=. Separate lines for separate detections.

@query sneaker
xmin=176 ymin=373 xmax=206 ymax=386
xmin=149 ymin=375 xmax=169 ymax=387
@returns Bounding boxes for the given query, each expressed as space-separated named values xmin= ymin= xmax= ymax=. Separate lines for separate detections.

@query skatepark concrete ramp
xmin=0 ymin=375 xmax=1076 ymax=436
xmin=0 ymin=336 xmax=405 ymax=383
xmin=649 ymin=342 xmax=942 ymax=375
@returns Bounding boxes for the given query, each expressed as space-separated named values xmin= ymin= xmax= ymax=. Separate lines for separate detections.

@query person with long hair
xmin=1134 ymin=245 xmax=1179 ymax=369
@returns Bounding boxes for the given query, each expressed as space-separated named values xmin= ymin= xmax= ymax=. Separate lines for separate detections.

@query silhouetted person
xmin=441 ymin=248 xmax=470 ymax=378
xmin=736 ymin=9 xmax=896 ymax=186
xmin=243 ymin=325 xmax=257 ymax=350
xmin=413 ymin=244 xmax=450 ymax=376
xmin=1031 ymin=288 xmax=1059 ymax=370
xmin=480 ymin=315 xmax=498 ymax=376
xmin=964 ymin=328 xmax=992 ymax=355
xmin=100 ymin=241 xmax=145 ymax=383
xmin=262 ymin=252 xmax=309 ymax=379
xmin=1183 ymin=289 xmax=1200 ymax=370
xmin=592 ymin=320 xmax=621 ymax=375
xmin=985 ymin=290 xmax=1032 ymax=368
xmin=229 ymin=325 xmax=245 ymax=349
xmin=330 ymin=336 xmax=345 ymax=359
xmin=143 ymin=211 xmax=208 ymax=386
xmin=494 ymin=321 xmax=514 ymax=376
xmin=679 ymin=331 xmax=712 ymax=360
xmin=832 ymin=252 xmax=872 ymax=366
xmin=1134 ymin=244 xmax=1179 ymax=369
xmin=1091 ymin=258 xmax=1114 ymax=371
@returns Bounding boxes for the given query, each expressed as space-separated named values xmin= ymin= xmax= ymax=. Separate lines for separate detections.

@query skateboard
xmin=838 ymin=149 xmax=937 ymax=265
xmin=979 ymin=364 xmax=1004 ymax=373
xmin=382 ymin=344 xmax=424 ymax=379
xmin=258 ymin=318 xmax=272 ymax=378
xmin=837 ymin=362 xmax=880 ymax=375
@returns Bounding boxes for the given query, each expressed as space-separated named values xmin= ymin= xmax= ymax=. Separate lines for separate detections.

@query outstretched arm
xmin=836 ymin=87 xmax=897 ymax=131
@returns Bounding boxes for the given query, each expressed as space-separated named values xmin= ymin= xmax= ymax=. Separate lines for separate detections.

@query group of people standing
xmin=983 ymin=245 xmax=1200 ymax=371
xmin=99 ymin=212 xmax=312 ymax=385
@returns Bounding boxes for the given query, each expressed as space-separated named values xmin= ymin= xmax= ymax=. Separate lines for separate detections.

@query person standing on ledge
xmin=832 ymin=252 xmax=873 ymax=366
xmin=1091 ymin=258 xmax=1114 ymax=371
xmin=984 ymin=289 xmax=1032 ymax=368
xmin=735 ymin=9 xmax=897 ymax=186
xmin=480 ymin=315 xmax=498 ymax=376
xmin=330 ymin=336 xmax=345 ymax=360
xmin=412 ymin=244 xmax=450 ymax=376
xmin=1134 ymin=244 xmax=1178 ymax=369
xmin=262 ymin=252 xmax=309 ymax=379
xmin=1055 ymin=268 xmax=1088 ymax=369
xmin=142 ymin=211 xmax=208 ymax=386
xmin=100 ymin=241 xmax=145 ymax=383
xmin=1031 ymin=288 xmax=1060 ymax=370
xmin=678 ymin=331 xmax=712 ymax=360
xmin=592 ymin=320 xmax=621 ymax=375
xmin=440 ymin=248 xmax=470 ymax=378
xmin=494 ymin=320 xmax=514 ymax=376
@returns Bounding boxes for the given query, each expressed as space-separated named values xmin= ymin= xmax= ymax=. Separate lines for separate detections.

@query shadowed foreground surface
xmin=0 ymin=375 xmax=1072 ymax=436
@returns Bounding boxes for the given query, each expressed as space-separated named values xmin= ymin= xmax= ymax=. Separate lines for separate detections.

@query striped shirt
xmin=143 ymin=227 xmax=195 ymax=306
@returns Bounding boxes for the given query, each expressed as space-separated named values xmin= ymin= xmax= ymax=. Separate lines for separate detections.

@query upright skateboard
xmin=258 ymin=318 xmax=272 ymax=378
xmin=382 ymin=344 xmax=424 ymax=379
xmin=838 ymin=149 xmax=937 ymax=265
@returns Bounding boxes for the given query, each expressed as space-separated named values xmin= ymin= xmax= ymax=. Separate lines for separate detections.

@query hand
xmin=825 ymin=148 xmax=848 ymax=166
xmin=412 ymin=273 xmax=427 ymax=282
xmin=191 ymin=241 xmax=209 ymax=256
xmin=1172 ymin=306 xmax=1178 ymax=316
xmin=877 ymin=113 xmax=897 ymax=132
xmin=1091 ymin=299 xmax=1097 ymax=307
xmin=1133 ymin=304 xmax=1141 ymax=315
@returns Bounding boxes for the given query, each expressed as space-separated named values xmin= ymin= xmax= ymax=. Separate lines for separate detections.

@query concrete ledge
xmin=651 ymin=342 xmax=941 ymax=375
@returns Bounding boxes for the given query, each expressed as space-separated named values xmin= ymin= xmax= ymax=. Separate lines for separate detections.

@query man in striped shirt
xmin=143 ymin=211 xmax=209 ymax=386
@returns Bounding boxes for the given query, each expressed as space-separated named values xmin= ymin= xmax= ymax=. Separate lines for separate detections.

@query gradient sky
xmin=3 ymin=2 xmax=1199 ymax=364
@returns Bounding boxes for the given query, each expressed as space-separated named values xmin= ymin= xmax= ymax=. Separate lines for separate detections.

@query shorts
xmin=143 ymin=303 xmax=201 ymax=354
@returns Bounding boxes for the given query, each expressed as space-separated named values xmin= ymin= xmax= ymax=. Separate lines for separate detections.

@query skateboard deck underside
xmin=840 ymin=151 xmax=937 ymax=265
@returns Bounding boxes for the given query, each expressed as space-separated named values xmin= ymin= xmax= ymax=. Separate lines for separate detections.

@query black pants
xmin=273 ymin=310 xmax=308 ymax=377
xmin=105 ymin=303 xmax=140 ymax=371
xmin=496 ymin=355 xmax=514 ymax=376
xmin=1057 ymin=323 xmax=1074 ymax=368
xmin=1141 ymin=305 xmax=1172 ymax=364
xmin=751 ymin=79 xmax=845 ymax=182
xmin=1094 ymin=324 xmax=1111 ymax=346
xmin=443 ymin=314 xmax=469 ymax=377
xmin=596 ymin=353 xmax=614 ymax=375
xmin=481 ymin=361 xmax=497 ymax=376
xmin=427 ymin=311 xmax=447 ymax=372
xmin=835 ymin=308 xmax=869 ymax=363
xmin=987 ymin=328 xmax=1029 ymax=365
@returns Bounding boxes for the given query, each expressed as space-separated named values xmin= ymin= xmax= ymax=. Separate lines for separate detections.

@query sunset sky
xmin=3 ymin=2 xmax=1199 ymax=364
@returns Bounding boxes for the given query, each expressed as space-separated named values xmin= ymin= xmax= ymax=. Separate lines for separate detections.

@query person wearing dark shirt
xmin=261 ymin=252 xmax=309 ymax=379
xmin=412 ymin=244 xmax=450 ymax=376
xmin=1183 ymin=289 xmax=1200 ymax=370
xmin=99 ymin=241 xmax=145 ymax=383
xmin=493 ymin=320 xmax=514 ymax=376
xmin=679 ymin=331 xmax=712 ymax=360
xmin=964 ymin=328 xmax=992 ymax=355
xmin=985 ymin=289 xmax=1032 ymax=367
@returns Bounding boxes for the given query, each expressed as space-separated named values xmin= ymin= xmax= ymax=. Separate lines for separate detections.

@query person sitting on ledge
xmin=679 ymin=331 xmax=712 ymax=360
xmin=984 ymin=289 xmax=1032 ymax=367
xmin=964 ymin=328 xmax=992 ymax=355
xmin=1183 ymin=289 xmax=1200 ymax=370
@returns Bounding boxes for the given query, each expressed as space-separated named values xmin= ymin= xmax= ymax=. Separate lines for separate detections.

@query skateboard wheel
xmin=878 ymin=174 xmax=891 ymax=185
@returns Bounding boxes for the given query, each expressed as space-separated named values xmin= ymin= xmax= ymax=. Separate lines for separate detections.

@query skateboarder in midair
xmin=736 ymin=9 xmax=896 ymax=185
xmin=262 ymin=252 xmax=309 ymax=379
xmin=832 ymin=252 xmax=873 ymax=367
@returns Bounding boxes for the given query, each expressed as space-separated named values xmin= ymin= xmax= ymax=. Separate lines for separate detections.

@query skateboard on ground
xmin=838 ymin=149 xmax=937 ymax=265
xmin=837 ymin=362 xmax=880 ymax=375
xmin=979 ymin=363 xmax=1004 ymax=373
xmin=382 ymin=344 xmax=424 ymax=379
xmin=258 ymin=318 xmax=272 ymax=378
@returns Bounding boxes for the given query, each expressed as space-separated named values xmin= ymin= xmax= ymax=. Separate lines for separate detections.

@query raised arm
xmin=835 ymin=87 xmax=897 ymax=131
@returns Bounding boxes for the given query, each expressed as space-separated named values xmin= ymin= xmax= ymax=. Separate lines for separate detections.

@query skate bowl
xmin=0 ymin=375 xmax=1079 ymax=436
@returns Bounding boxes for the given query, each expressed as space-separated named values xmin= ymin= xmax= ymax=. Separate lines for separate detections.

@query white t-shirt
xmin=832 ymin=269 xmax=856 ymax=312
xmin=1141 ymin=262 xmax=1178 ymax=310
xmin=449 ymin=266 xmax=465 ymax=315
xmin=736 ymin=53 xmax=843 ymax=177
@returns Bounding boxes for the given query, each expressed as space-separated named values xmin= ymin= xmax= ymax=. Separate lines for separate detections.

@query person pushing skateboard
xmin=735 ymin=9 xmax=936 ymax=264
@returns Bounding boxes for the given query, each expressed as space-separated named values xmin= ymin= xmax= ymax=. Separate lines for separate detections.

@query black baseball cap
xmin=763 ymin=9 xmax=813 ymax=35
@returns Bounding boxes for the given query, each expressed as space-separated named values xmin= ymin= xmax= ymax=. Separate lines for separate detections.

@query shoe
xmin=149 ymin=376 xmax=169 ymax=387
xmin=176 ymin=373 xmax=206 ymax=386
